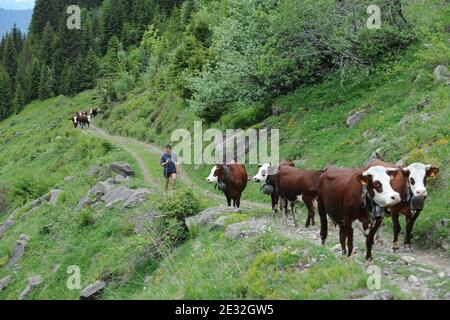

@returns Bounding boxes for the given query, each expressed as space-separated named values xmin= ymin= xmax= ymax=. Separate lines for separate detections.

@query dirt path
xmin=273 ymin=211 xmax=450 ymax=300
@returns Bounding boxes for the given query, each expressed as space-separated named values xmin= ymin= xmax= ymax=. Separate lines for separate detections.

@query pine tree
xmin=105 ymin=36 xmax=120 ymax=80
xmin=13 ymin=83 xmax=26 ymax=112
xmin=38 ymin=23 xmax=55 ymax=66
xmin=1 ymin=35 xmax=18 ymax=83
xmin=0 ymin=68 xmax=12 ymax=120
xmin=81 ymin=50 xmax=99 ymax=90
xmin=38 ymin=65 xmax=55 ymax=100
xmin=28 ymin=59 xmax=41 ymax=101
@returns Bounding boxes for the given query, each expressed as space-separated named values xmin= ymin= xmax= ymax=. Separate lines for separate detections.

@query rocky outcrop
xmin=224 ymin=219 xmax=268 ymax=240
xmin=18 ymin=275 xmax=43 ymax=300
xmin=80 ymin=281 xmax=106 ymax=300
xmin=49 ymin=189 xmax=62 ymax=204
xmin=360 ymin=290 xmax=394 ymax=300
xmin=0 ymin=218 xmax=14 ymax=239
xmin=186 ymin=206 xmax=239 ymax=230
xmin=346 ymin=110 xmax=367 ymax=128
xmin=6 ymin=235 xmax=30 ymax=268
xmin=131 ymin=210 xmax=160 ymax=234
xmin=108 ymin=162 xmax=134 ymax=177
xmin=102 ymin=186 xmax=136 ymax=208
xmin=434 ymin=65 xmax=450 ymax=84
xmin=0 ymin=275 xmax=12 ymax=291
xmin=123 ymin=189 xmax=154 ymax=208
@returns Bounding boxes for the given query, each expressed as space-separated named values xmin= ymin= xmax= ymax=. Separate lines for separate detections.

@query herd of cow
xmin=206 ymin=159 xmax=439 ymax=261
xmin=70 ymin=108 xmax=98 ymax=129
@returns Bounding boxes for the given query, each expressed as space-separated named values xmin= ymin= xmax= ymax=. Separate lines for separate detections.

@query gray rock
xmin=115 ymin=175 xmax=126 ymax=182
xmin=64 ymin=176 xmax=76 ymax=182
xmin=211 ymin=216 xmax=228 ymax=230
xmin=131 ymin=210 xmax=160 ymax=234
xmin=362 ymin=129 xmax=373 ymax=138
xmin=368 ymin=147 xmax=386 ymax=161
xmin=402 ymin=256 xmax=416 ymax=264
xmin=76 ymin=183 xmax=109 ymax=212
xmin=408 ymin=275 xmax=420 ymax=286
xmin=108 ymin=162 xmax=134 ymax=177
xmin=94 ymin=181 xmax=118 ymax=195
xmin=272 ymin=105 xmax=288 ymax=116
xmin=0 ymin=218 xmax=14 ymax=239
xmin=22 ymin=207 xmax=38 ymax=219
xmin=18 ymin=275 xmax=43 ymax=300
xmin=80 ymin=281 xmax=106 ymax=300
xmin=0 ymin=275 xmax=12 ymax=291
xmin=417 ymin=98 xmax=429 ymax=110
xmin=224 ymin=219 xmax=268 ymax=240
xmin=438 ymin=272 xmax=446 ymax=279
xmin=361 ymin=290 xmax=394 ymax=300
xmin=15 ymin=132 xmax=22 ymax=137
xmin=346 ymin=110 xmax=367 ymax=128
xmin=6 ymin=236 xmax=29 ymax=268
xmin=31 ymin=196 xmax=46 ymax=208
xmin=419 ymin=113 xmax=431 ymax=123
xmin=101 ymin=186 xmax=136 ymax=208
xmin=350 ymin=289 xmax=371 ymax=299
xmin=49 ymin=189 xmax=62 ymax=204
xmin=123 ymin=189 xmax=153 ymax=208
xmin=399 ymin=114 xmax=411 ymax=130
xmin=186 ymin=205 xmax=239 ymax=229
xmin=52 ymin=264 xmax=61 ymax=273
xmin=395 ymin=158 xmax=406 ymax=167
xmin=87 ymin=164 xmax=101 ymax=177
xmin=434 ymin=65 xmax=450 ymax=83
xmin=416 ymin=267 xmax=433 ymax=275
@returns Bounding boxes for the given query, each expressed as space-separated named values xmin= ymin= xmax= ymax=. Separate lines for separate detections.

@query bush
xmin=80 ymin=210 xmax=95 ymax=227
xmin=158 ymin=188 xmax=200 ymax=220
xmin=11 ymin=176 xmax=51 ymax=205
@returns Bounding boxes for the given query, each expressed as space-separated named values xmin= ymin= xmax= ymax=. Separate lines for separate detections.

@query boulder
xmin=76 ymin=183 xmax=109 ymax=212
xmin=224 ymin=219 xmax=268 ymax=240
xmin=419 ymin=113 xmax=431 ymax=123
xmin=108 ymin=162 xmax=134 ymax=177
xmin=211 ymin=216 xmax=228 ymax=230
xmin=94 ymin=181 xmax=118 ymax=195
xmin=434 ymin=65 xmax=450 ymax=83
xmin=0 ymin=218 xmax=14 ymax=239
xmin=18 ymin=275 xmax=43 ymax=300
xmin=346 ymin=110 xmax=367 ymax=128
xmin=64 ymin=176 xmax=76 ymax=182
xmin=123 ymin=189 xmax=153 ymax=208
xmin=87 ymin=164 xmax=101 ymax=177
xmin=0 ymin=275 xmax=12 ymax=291
xmin=101 ymin=186 xmax=136 ymax=208
xmin=361 ymin=290 xmax=394 ymax=300
xmin=362 ymin=129 xmax=373 ymax=138
xmin=401 ymin=256 xmax=416 ymax=264
xmin=49 ymin=189 xmax=62 ymax=205
xmin=186 ymin=205 xmax=239 ymax=229
xmin=408 ymin=275 xmax=420 ymax=286
xmin=6 ymin=235 xmax=29 ymax=268
xmin=272 ymin=105 xmax=288 ymax=116
xmin=349 ymin=289 xmax=371 ymax=299
xmin=131 ymin=210 xmax=159 ymax=234
xmin=79 ymin=281 xmax=106 ymax=300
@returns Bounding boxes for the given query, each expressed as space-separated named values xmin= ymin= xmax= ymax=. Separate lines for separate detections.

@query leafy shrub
xmin=0 ymin=184 xmax=8 ymax=214
xmin=11 ymin=176 xmax=51 ymax=205
xmin=158 ymin=188 xmax=200 ymax=220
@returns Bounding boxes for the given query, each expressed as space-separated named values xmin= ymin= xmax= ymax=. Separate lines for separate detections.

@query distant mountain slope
xmin=0 ymin=8 xmax=32 ymax=36
xmin=0 ymin=0 xmax=34 ymax=10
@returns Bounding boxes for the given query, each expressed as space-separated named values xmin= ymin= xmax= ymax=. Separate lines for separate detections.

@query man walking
xmin=160 ymin=144 xmax=180 ymax=192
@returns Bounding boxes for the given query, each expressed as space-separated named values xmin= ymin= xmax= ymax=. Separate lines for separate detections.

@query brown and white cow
xmin=206 ymin=164 xmax=248 ymax=208
xmin=90 ymin=108 xmax=98 ymax=119
xmin=276 ymin=166 xmax=325 ymax=228
xmin=71 ymin=113 xmax=79 ymax=128
xmin=366 ymin=159 xmax=439 ymax=251
xmin=252 ymin=160 xmax=295 ymax=217
xmin=317 ymin=165 xmax=401 ymax=260
xmin=77 ymin=112 xmax=90 ymax=129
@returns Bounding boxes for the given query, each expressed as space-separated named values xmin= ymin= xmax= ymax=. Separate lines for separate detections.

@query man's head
xmin=165 ymin=144 xmax=172 ymax=155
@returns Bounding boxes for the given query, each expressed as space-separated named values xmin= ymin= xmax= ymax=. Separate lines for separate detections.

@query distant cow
xmin=77 ymin=112 xmax=90 ymax=129
xmin=276 ymin=166 xmax=325 ymax=228
xmin=90 ymin=108 xmax=98 ymax=119
xmin=206 ymin=164 xmax=248 ymax=208
xmin=317 ymin=165 xmax=401 ymax=260
xmin=366 ymin=159 xmax=439 ymax=251
xmin=253 ymin=160 xmax=294 ymax=217
xmin=71 ymin=113 xmax=79 ymax=128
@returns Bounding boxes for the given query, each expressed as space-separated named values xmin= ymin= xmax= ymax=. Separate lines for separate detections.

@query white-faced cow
xmin=276 ymin=165 xmax=325 ymax=228
xmin=253 ymin=160 xmax=295 ymax=217
xmin=206 ymin=164 xmax=248 ymax=209
xmin=366 ymin=159 xmax=439 ymax=251
xmin=317 ymin=165 xmax=401 ymax=260
xmin=71 ymin=113 xmax=79 ymax=128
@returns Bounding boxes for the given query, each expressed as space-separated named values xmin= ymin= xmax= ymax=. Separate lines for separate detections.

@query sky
xmin=0 ymin=0 xmax=35 ymax=10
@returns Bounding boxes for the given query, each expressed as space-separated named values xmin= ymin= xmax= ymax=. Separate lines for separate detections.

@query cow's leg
xmin=271 ymin=194 xmax=277 ymax=218
xmin=226 ymin=196 xmax=231 ymax=207
xmin=404 ymin=210 xmax=421 ymax=251
xmin=283 ymin=198 xmax=289 ymax=225
xmin=391 ymin=210 xmax=401 ymax=252
xmin=303 ymin=195 xmax=315 ymax=228
xmin=365 ymin=217 xmax=383 ymax=261
xmin=339 ymin=225 xmax=347 ymax=255
xmin=317 ymin=199 xmax=328 ymax=245
xmin=236 ymin=194 xmax=241 ymax=209
xmin=347 ymin=224 xmax=354 ymax=257
xmin=291 ymin=201 xmax=298 ymax=228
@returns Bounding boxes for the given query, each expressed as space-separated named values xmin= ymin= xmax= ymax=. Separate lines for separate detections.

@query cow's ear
xmin=401 ymin=168 xmax=410 ymax=177
xmin=426 ymin=166 xmax=439 ymax=177
xmin=386 ymin=168 xmax=399 ymax=180
xmin=358 ymin=174 xmax=370 ymax=186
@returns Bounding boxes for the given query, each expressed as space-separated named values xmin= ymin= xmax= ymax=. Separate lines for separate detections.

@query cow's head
xmin=358 ymin=165 xmax=401 ymax=207
xmin=206 ymin=165 xmax=219 ymax=183
xmin=402 ymin=163 xmax=439 ymax=198
xmin=253 ymin=163 xmax=272 ymax=183
xmin=72 ymin=113 xmax=78 ymax=128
